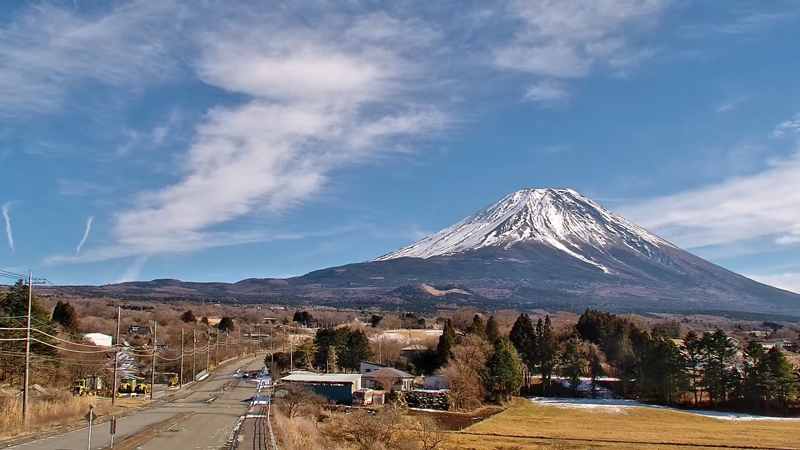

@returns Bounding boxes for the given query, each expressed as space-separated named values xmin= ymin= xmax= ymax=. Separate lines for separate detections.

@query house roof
xmin=362 ymin=367 xmax=414 ymax=380
xmin=400 ymin=344 xmax=428 ymax=351
xmin=282 ymin=373 xmax=361 ymax=384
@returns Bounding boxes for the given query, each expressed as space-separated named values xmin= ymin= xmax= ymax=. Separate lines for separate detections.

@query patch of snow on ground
xmin=531 ymin=398 xmax=800 ymax=421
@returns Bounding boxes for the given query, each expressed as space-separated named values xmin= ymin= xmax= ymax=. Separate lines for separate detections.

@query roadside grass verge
xmin=0 ymin=396 xmax=146 ymax=437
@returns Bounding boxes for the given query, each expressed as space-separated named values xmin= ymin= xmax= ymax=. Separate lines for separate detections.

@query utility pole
xmin=289 ymin=327 xmax=293 ymax=370
xmin=224 ymin=333 xmax=228 ymax=360
xmin=270 ymin=326 xmax=274 ymax=366
xmin=150 ymin=322 xmax=157 ymax=400
xmin=179 ymin=329 xmax=184 ymax=389
xmin=206 ymin=332 xmax=210 ymax=371
xmin=112 ymin=306 xmax=121 ymax=406
xmin=247 ymin=327 xmax=251 ymax=357
xmin=192 ymin=329 xmax=197 ymax=381
xmin=214 ymin=331 xmax=218 ymax=366
xmin=22 ymin=271 xmax=32 ymax=425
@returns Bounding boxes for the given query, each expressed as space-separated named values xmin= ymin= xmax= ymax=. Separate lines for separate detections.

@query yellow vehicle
xmin=73 ymin=380 xmax=97 ymax=396
xmin=134 ymin=383 xmax=151 ymax=395
xmin=168 ymin=374 xmax=179 ymax=387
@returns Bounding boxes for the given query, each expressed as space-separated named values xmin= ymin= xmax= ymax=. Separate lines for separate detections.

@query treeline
xmin=427 ymin=310 xmax=799 ymax=414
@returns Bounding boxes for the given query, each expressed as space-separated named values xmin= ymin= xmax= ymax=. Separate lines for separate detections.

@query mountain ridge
xmin=38 ymin=188 xmax=800 ymax=315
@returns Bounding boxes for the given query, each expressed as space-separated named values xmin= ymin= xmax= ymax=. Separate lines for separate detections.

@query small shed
xmin=83 ymin=333 xmax=113 ymax=347
xmin=281 ymin=372 xmax=362 ymax=405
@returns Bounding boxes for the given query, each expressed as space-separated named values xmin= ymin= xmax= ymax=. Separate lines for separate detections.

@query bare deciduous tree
xmin=323 ymin=407 xmax=403 ymax=450
xmin=444 ymin=334 xmax=492 ymax=411
xmin=278 ymin=384 xmax=325 ymax=418
xmin=413 ymin=417 xmax=445 ymax=450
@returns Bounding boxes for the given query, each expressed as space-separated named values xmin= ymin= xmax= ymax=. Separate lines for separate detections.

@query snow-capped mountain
xmin=374 ymin=188 xmax=673 ymax=274
xmin=66 ymin=188 xmax=800 ymax=315
xmin=295 ymin=188 xmax=800 ymax=314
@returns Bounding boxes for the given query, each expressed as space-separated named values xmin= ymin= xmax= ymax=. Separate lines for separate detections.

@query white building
xmin=83 ymin=333 xmax=113 ymax=347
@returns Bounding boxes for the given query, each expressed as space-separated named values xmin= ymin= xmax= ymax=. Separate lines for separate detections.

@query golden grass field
xmin=445 ymin=398 xmax=800 ymax=450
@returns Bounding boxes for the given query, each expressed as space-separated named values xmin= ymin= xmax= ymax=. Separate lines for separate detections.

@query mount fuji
xmin=294 ymin=188 xmax=800 ymax=313
xmin=58 ymin=189 xmax=800 ymax=315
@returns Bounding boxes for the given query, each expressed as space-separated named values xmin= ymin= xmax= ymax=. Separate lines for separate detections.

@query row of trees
xmin=431 ymin=309 xmax=799 ymax=413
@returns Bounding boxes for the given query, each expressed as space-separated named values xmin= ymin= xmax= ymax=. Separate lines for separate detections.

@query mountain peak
xmin=373 ymin=188 xmax=672 ymax=272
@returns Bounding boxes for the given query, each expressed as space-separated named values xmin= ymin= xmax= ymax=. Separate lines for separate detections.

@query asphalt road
xmin=8 ymin=357 xmax=263 ymax=450
xmin=135 ymin=358 xmax=264 ymax=450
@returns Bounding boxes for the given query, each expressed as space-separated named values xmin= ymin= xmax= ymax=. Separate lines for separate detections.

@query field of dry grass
xmin=0 ymin=396 xmax=147 ymax=437
xmin=445 ymin=399 xmax=800 ymax=450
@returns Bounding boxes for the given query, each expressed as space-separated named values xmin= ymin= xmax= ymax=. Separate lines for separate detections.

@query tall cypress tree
xmin=699 ymin=329 xmax=738 ymax=408
xmin=465 ymin=314 xmax=487 ymax=339
xmin=538 ymin=316 xmax=559 ymax=394
xmin=741 ymin=340 xmax=770 ymax=412
xmin=560 ymin=335 xmax=587 ymax=393
xmin=681 ymin=330 xmax=703 ymax=405
xmin=485 ymin=315 xmax=501 ymax=344
xmin=767 ymin=347 xmax=797 ymax=414
xmin=437 ymin=319 xmax=457 ymax=366
xmin=587 ymin=344 xmax=605 ymax=396
xmin=52 ymin=300 xmax=80 ymax=333
xmin=483 ymin=337 xmax=523 ymax=402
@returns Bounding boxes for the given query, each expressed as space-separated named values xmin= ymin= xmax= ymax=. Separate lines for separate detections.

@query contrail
xmin=1 ymin=203 xmax=13 ymax=253
xmin=76 ymin=216 xmax=94 ymax=255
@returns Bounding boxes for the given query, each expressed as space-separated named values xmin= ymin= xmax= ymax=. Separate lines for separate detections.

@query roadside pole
xmin=109 ymin=416 xmax=117 ymax=448
xmin=192 ymin=328 xmax=197 ymax=380
xmin=150 ymin=322 xmax=157 ymax=400
xmin=85 ymin=405 xmax=96 ymax=450
xmin=179 ymin=329 xmax=184 ymax=388
xmin=22 ymin=271 xmax=32 ymax=425
xmin=112 ymin=306 xmax=121 ymax=406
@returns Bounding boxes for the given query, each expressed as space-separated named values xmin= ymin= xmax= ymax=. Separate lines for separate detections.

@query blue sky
xmin=2 ymin=0 xmax=800 ymax=292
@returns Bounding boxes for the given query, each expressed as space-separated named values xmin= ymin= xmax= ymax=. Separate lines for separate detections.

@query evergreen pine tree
xmin=180 ymin=310 xmax=197 ymax=324
xmin=538 ymin=316 xmax=559 ymax=394
xmin=587 ymin=344 xmax=605 ymax=396
xmin=485 ymin=315 xmax=501 ymax=344
xmin=560 ymin=335 xmax=587 ymax=393
xmin=699 ymin=329 xmax=738 ymax=408
xmin=437 ymin=319 xmax=457 ymax=366
xmin=52 ymin=300 xmax=80 ymax=333
xmin=681 ymin=330 xmax=703 ymax=405
xmin=483 ymin=338 xmax=523 ymax=402
xmin=218 ymin=317 xmax=235 ymax=332
xmin=741 ymin=340 xmax=770 ymax=412
xmin=767 ymin=347 xmax=797 ymax=414
xmin=465 ymin=314 xmax=487 ymax=339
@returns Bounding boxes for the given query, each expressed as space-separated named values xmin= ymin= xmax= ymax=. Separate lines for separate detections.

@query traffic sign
xmin=84 ymin=410 xmax=98 ymax=422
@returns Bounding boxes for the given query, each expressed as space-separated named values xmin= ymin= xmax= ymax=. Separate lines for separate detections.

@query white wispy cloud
xmin=116 ymin=255 xmax=149 ymax=283
xmin=0 ymin=2 xmax=180 ymax=115
xmin=771 ymin=113 xmax=800 ymax=138
xmin=495 ymin=0 xmax=671 ymax=94
xmin=1 ymin=202 xmax=13 ymax=253
xmin=748 ymin=272 xmax=800 ymax=294
xmin=620 ymin=147 xmax=800 ymax=249
xmin=524 ymin=80 xmax=570 ymax=104
xmin=75 ymin=216 xmax=94 ymax=255
xmin=41 ymin=3 xmax=451 ymax=263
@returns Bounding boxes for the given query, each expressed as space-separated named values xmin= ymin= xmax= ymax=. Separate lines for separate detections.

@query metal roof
xmin=282 ymin=373 xmax=361 ymax=384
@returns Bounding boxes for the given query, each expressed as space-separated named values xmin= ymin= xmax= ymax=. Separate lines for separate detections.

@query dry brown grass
xmin=0 ymin=396 xmax=146 ymax=437
xmin=272 ymin=409 xmax=344 ymax=450
xmin=443 ymin=398 xmax=800 ymax=450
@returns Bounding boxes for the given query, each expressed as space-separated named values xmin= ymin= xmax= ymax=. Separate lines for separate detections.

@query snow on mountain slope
xmin=374 ymin=188 xmax=676 ymax=274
